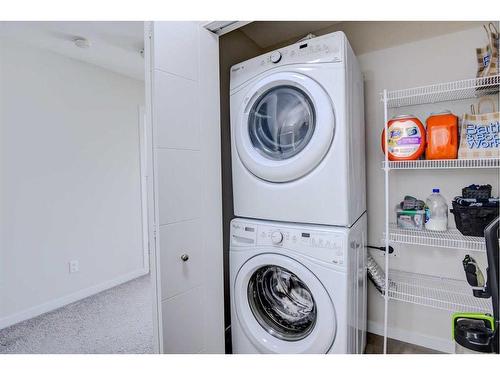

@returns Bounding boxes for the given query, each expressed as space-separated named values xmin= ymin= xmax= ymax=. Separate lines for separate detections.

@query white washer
xmin=230 ymin=215 xmax=367 ymax=354
xmin=230 ymin=32 xmax=365 ymax=227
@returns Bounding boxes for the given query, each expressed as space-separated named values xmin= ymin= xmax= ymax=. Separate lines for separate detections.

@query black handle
xmin=484 ymin=216 xmax=499 ymax=354
xmin=368 ymin=245 xmax=394 ymax=254
xmin=484 ymin=217 xmax=499 ymax=320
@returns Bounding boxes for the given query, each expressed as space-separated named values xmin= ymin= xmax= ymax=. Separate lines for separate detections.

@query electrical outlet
xmin=69 ymin=260 xmax=79 ymax=273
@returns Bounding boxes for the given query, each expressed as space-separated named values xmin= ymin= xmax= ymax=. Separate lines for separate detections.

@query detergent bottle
xmin=381 ymin=115 xmax=426 ymax=161
xmin=426 ymin=111 xmax=459 ymax=160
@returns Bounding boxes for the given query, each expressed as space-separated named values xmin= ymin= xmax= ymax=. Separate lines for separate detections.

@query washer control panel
xmin=271 ymin=230 xmax=284 ymax=244
xmin=231 ymin=219 xmax=346 ymax=266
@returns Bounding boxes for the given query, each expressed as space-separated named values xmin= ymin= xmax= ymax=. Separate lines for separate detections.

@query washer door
xmin=235 ymin=72 xmax=335 ymax=182
xmin=234 ymin=253 xmax=337 ymax=353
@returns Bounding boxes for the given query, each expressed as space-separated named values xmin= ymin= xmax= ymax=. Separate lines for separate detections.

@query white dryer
xmin=230 ymin=32 xmax=365 ymax=227
xmin=230 ymin=216 xmax=367 ymax=354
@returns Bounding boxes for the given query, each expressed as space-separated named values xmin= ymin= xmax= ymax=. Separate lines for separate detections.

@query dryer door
xmin=234 ymin=253 xmax=337 ymax=353
xmin=235 ymin=72 xmax=335 ymax=182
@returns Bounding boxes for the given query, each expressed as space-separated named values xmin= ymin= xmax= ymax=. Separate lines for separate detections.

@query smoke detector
xmin=73 ymin=37 xmax=91 ymax=49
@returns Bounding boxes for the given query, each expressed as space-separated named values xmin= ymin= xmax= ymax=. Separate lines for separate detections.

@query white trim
xmin=0 ymin=269 xmax=148 ymax=330
xmin=138 ymin=105 xmax=150 ymax=273
xmin=367 ymin=319 xmax=455 ymax=353
xmin=203 ymin=21 xmax=251 ymax=36
xmin=144 ymin=20 xmax=163 ymax=354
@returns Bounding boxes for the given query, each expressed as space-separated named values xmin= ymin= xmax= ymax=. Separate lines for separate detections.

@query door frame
xmin=138 ymin=104 xmax=150 ymax=273
xmin=144 ymin=20 xmax=163 ymax=354
xmin=204 ymin=21 xmax=251 ymax=35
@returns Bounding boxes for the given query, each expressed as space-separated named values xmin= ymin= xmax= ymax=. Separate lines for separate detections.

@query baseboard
xmin=367 ymin=320 xmax=455 ymax=353
xmin=0 ymin=268 xmax=149 ymax=330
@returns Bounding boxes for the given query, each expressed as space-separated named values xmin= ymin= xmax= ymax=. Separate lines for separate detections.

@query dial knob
xmin=271 ymin=231 xmax=284 ymax=245
xmin=270 ymin=51 xmax=282 ymax=63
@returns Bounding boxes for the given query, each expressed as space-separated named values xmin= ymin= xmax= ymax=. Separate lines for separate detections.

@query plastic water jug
xmin=425 ymin=188 xmax=448 ymax=231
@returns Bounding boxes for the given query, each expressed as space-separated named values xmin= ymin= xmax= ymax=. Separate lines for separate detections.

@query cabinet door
xmin=149 ymin=21 xmax=224 ymax=353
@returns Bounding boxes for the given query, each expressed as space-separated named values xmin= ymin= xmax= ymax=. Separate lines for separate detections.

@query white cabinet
xmin=150 ymin=21 xmax=224 ymax=354
xmin=153 ymin=72 xmax=201 ymax=150
xmin=160 ymin=220 xmax=204 ymax=299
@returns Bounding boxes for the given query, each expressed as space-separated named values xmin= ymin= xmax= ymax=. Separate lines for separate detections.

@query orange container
xmin=381 ymin=115 xmax=426 ymax=161
xmin=425 ymin=111 xmax=458 ymax=160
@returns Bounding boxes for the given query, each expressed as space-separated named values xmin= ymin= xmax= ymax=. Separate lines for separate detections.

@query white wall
xmin=0 ymin=38 xmax=146 ymax=328
xmin=357 ymin=25 xmax=499 ymax=352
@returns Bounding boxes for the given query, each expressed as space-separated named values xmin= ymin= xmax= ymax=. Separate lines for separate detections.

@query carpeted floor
xmin=0 ymin=275 xmax=154 ymax=354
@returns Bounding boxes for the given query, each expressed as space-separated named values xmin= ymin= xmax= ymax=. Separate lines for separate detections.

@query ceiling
xmin=239 ymin=21 xmax=340 ymax=49
xmin=0 ymin=21 xmax=145 ymax=80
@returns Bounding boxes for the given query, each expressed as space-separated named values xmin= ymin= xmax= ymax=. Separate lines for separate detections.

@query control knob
xmin=271 ymin=231 xmax=284 ymax=245
xmin=270 ymin=51 xmax=282 ymax=63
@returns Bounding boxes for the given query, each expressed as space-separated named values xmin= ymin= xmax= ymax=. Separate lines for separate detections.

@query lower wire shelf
xmin=387 ymin=270 xmax=492 ymax=313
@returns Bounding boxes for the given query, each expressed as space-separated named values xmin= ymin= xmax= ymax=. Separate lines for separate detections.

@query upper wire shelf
xmin=385 ymin=224 xmax=487 ymax=252
xmin=382 ymin=158 xmax=500 ymax=170
xmin=382 ymin=75 xmax=500 ymax=108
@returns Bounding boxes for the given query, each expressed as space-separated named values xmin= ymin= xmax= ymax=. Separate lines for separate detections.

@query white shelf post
xmin=383 ymin=88 xmax=390 ymax=354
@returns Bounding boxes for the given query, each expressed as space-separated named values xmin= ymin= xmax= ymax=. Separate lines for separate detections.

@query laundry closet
xmin=149 ymin=21 xmax=498 ymax=355
xmin=215 ymin=21 xmax=499 ymax=354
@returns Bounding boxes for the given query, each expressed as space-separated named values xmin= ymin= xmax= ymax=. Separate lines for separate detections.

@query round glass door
xmin=248 ymin=86 xmax=316 ymax=161
xmin=247 ymin=265 xmax=317 ymax=341
xmin=235 ymin=72 xmax=335 ymax=183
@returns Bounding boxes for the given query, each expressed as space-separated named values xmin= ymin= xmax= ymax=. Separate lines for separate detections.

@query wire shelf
xmin=388 ymin=269 xmax=492 ymax=313
xmin=382 ymin=75 xmax=500 ymax=108
xmin=382 ymin=158 xmax=500 ymax=170
xmin=385 ymin=224 xmax=486 ymax=252
xmin=380 ymin=75 xmax=500 ymax=353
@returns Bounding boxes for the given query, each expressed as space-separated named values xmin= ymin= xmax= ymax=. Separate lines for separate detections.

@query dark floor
xmin=365 ymin=333 xmax=443 ymax=354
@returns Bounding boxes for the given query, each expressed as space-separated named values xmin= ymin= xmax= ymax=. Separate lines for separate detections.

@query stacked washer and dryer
xmin=229 ymin=32 xmax=367 ymax=354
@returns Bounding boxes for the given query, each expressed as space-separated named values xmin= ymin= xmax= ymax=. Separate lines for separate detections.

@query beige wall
xmin=255 ymin=21 xmax=486 ymax=55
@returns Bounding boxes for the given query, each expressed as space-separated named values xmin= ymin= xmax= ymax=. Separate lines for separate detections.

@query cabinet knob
xmin=180 ymin=253 xmax=189 ymax=262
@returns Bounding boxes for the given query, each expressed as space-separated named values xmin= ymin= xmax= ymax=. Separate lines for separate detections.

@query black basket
xmin=462 ymin=185 xmax=492 ymax=200
xmin=451 ymin=201 xmax=499 ymax=237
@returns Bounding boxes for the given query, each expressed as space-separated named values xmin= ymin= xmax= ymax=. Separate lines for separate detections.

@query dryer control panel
xmin=230 ymin=32 xmax=346 ymax=91
xmin=231 ymin=219 xmax=347 ymax=266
